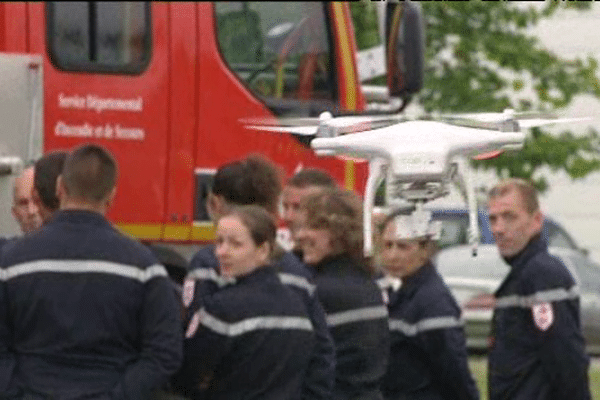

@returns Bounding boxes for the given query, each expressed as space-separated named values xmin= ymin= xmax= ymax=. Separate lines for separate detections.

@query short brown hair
xmin=488 ymin=178 xmax=539 ymax=214
xmin=287 ymin=168 xmax=337 ymax=189
xmin=212 ymin=154 xmax=283 ymax=215
xmin=34 ymin=150 xmax=68 ymax=211
xmin=301 ymin=188 xmax=369 ymax=270
xmin=221 ymin=205 xmax=276 ymax=256
xmin=61 ymin=144 xmax=117 ymax=203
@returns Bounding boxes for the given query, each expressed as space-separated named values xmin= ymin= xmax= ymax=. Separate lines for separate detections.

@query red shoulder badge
xmin=182 ymin=278 xmax=195 ymax=308
xmin=185 ymin=311 xmax=202 ymax=339
xmin=532 ymin=302 xmax=554 ymax=331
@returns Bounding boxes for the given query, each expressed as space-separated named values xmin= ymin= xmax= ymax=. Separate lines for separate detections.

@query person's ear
xmin=208 ymin=192 xmax=226 ymax=221
xmin=256 ymin=241 xmax=271 ymax=264
xmin=532 ymin=210 xmax=544 ymax=233
xmin=105 ymin=187 xmax=117 ymax=209
xmin=56 ymin=175 xmax=67 ymax=204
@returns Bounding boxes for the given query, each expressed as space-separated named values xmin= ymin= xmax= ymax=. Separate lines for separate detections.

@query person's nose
xmin=295 ymin=225 xmax=307 ymax=241
xmin=384 ymin=247 xmax=401 ymax=265
xmin=283 ymin=208 xmax=296 ymax=227
xmin=215 ymin=242 xmax=229 ymax=258
xmin=27 ymin=200 xmax=39 ymax=216
xmin=490 ymin=218 xmax=505 ymax=238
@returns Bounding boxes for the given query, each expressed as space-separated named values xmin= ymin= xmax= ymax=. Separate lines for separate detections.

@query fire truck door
xmin=0 ymin=54 xmax=43 ymax=237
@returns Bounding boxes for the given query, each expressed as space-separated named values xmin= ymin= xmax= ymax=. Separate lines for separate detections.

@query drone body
xmin=246 ymin=109 xmax=591 ymax=257
xmin=311 ymin=120 xmax=524 ymax=183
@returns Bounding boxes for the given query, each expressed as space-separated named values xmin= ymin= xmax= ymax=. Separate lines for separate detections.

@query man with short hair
xmin=487 ymin=178 xmax=590 ymax=400
xmin=11 ymin=165 xmax=42 ymax=234
xmin=0 ymin=144 xmax=182 ymax=399
xmin=180 ymin=154 xmax=335 ymax=400
xmin=32 ymin=150 xmax=68 ymax=223
xmin=281 ymin=168 xmax=337 ymax=250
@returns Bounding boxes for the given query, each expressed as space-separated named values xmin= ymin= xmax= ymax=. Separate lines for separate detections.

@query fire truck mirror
xmin=193 ymin=171 xmax=215 ymax=222
xmin=386 ymin=1 xmax=424 ymax=98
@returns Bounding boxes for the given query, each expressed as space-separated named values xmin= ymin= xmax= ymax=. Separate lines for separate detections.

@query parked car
xmin=428 ymin=206 xmax=588 ymax=255
xmin=434 ymin=244 xmax=600 ymax=354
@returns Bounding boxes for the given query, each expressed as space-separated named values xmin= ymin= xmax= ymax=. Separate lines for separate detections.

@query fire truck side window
xmin=47 ymin=2 xmax=150 ymax=74
xmin=214 ymin=2 xmax=334 ymax=106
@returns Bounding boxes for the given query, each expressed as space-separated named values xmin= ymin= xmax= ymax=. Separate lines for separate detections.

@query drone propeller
xmin=245 ymin=111 xmax=402 ymax=138
xmin=517 ymin=117 xmax=592 ymax=129
xmin=246 ymin=124 xmax=319 ymax=136
xmin=437 ymin=108 xmax=593 ymax=131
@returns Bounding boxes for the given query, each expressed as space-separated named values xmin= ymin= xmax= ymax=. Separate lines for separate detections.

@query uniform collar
xmin=502 ymin=233 xmax=545 ymax=271
xmin=312 ymin=253 xmax=357 ymax=274
xmin=225 ymin=265 xmax=277 ymax=286
xmin=399 ymin=262 xmax=435 ymax=298
xmin=50 ymin=209 xmax=111 ymax=227
xmin=377 ymin=274 xmax=402 ymax=292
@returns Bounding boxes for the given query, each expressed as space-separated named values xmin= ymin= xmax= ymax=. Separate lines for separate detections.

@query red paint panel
xmin=165 ymin=2 xmax=197 ymax=230
xmin=0 ymin=2 xmax=27 ymax=52
xmin=35 ymin=2 xmax=170 ymax=225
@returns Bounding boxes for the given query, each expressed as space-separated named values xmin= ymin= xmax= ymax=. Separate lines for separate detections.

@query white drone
xmin=247 ymin=109 xmax=590 ymax=257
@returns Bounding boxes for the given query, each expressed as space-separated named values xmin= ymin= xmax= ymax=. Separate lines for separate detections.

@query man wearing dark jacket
xmin=487 ymin=178 xmax=590 ymax=400
xmin=0 ymin=144 xmax=182 ymax=399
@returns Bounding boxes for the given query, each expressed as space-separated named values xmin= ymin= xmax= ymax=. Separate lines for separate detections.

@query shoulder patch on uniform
xmin=532 ymin=302 xmax=554 ymax=331
xmin=185 ymin=310 xmax=202 ymax=338
xmin=182 ymin=278 xmax=195 ymax=308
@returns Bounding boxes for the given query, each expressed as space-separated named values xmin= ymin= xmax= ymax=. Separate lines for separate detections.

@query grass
xmin=468 ymin=356 xmax=600 ymax=400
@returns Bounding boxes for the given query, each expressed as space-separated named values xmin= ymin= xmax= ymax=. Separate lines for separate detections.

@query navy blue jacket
xmin=488 ymin=235 xmax=590 ymax=400
xmin=0 ymin=210 xmax=183 ymax=399
xmin=312 ymin=254 xmax=389 ymax=400
xmin=380 ymin=263 xmax=479 ymax=400
xmin=175 ymin=265 xmax=315 ymax=399
xmin=184 ymin=244 xmax=335 ymax=400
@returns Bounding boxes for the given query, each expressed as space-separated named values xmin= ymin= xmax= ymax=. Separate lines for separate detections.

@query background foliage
xmin=353 ymin=1 xmax=600 ymax=192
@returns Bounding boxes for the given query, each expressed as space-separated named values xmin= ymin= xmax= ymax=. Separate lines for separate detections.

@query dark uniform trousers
xmin=0 ymin=210 xmax=183 ymax=399
xmin=488 ymin=235 xmax=591 ymax=400
xmin=380 ymin=263 xmax=479 ymax=400
xmin=183 ymin=245 xmax=335 ymax=400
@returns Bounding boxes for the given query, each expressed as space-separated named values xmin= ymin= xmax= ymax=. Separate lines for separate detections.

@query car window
xmin=437 ymin=217 xmax=468 ymax=249
xmin=430 ymin=213 xmax=470 ymax=249
xmin=545 ymin=221 xmax=578 ymax=250
xmin=554 ymin=250 xmax=600 ymax=292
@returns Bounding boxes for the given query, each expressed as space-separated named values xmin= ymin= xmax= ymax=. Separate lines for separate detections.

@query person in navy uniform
xmin=0 ymin=144 xmax=183 ymax=399
xmin=183 ymin=154 xmax=335 ymax=400
xmin=295 ymin=188 xmax=389 ymax=400
xmin=174 ymin=205 xmax=316 ymax=399
xmin=377 ymin=208 xmax=479 ymax=400
xmin=487 ymin=178 xmax=590 ymax=400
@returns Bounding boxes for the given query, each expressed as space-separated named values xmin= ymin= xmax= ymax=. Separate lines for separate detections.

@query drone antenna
xmin=363 ymin=158 xmax=387 ymax=257
xmin=459 ymin=157 xmax=480 ymax=257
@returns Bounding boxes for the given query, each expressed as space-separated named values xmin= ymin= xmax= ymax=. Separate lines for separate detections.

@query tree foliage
xmin=416 ymin=1 xmax=600 ymax=191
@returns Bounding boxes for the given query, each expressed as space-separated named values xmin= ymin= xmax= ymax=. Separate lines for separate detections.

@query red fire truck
xmin=0 ymin=2 xmax=423 ymax=280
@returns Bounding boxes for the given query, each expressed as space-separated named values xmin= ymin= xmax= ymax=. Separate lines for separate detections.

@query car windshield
xmin=435 ymin=246 xmax=510 ymax=280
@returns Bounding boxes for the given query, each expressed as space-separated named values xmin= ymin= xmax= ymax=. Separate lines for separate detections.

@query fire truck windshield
xmin=214 ymin=2 xmax=334 ymax=106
